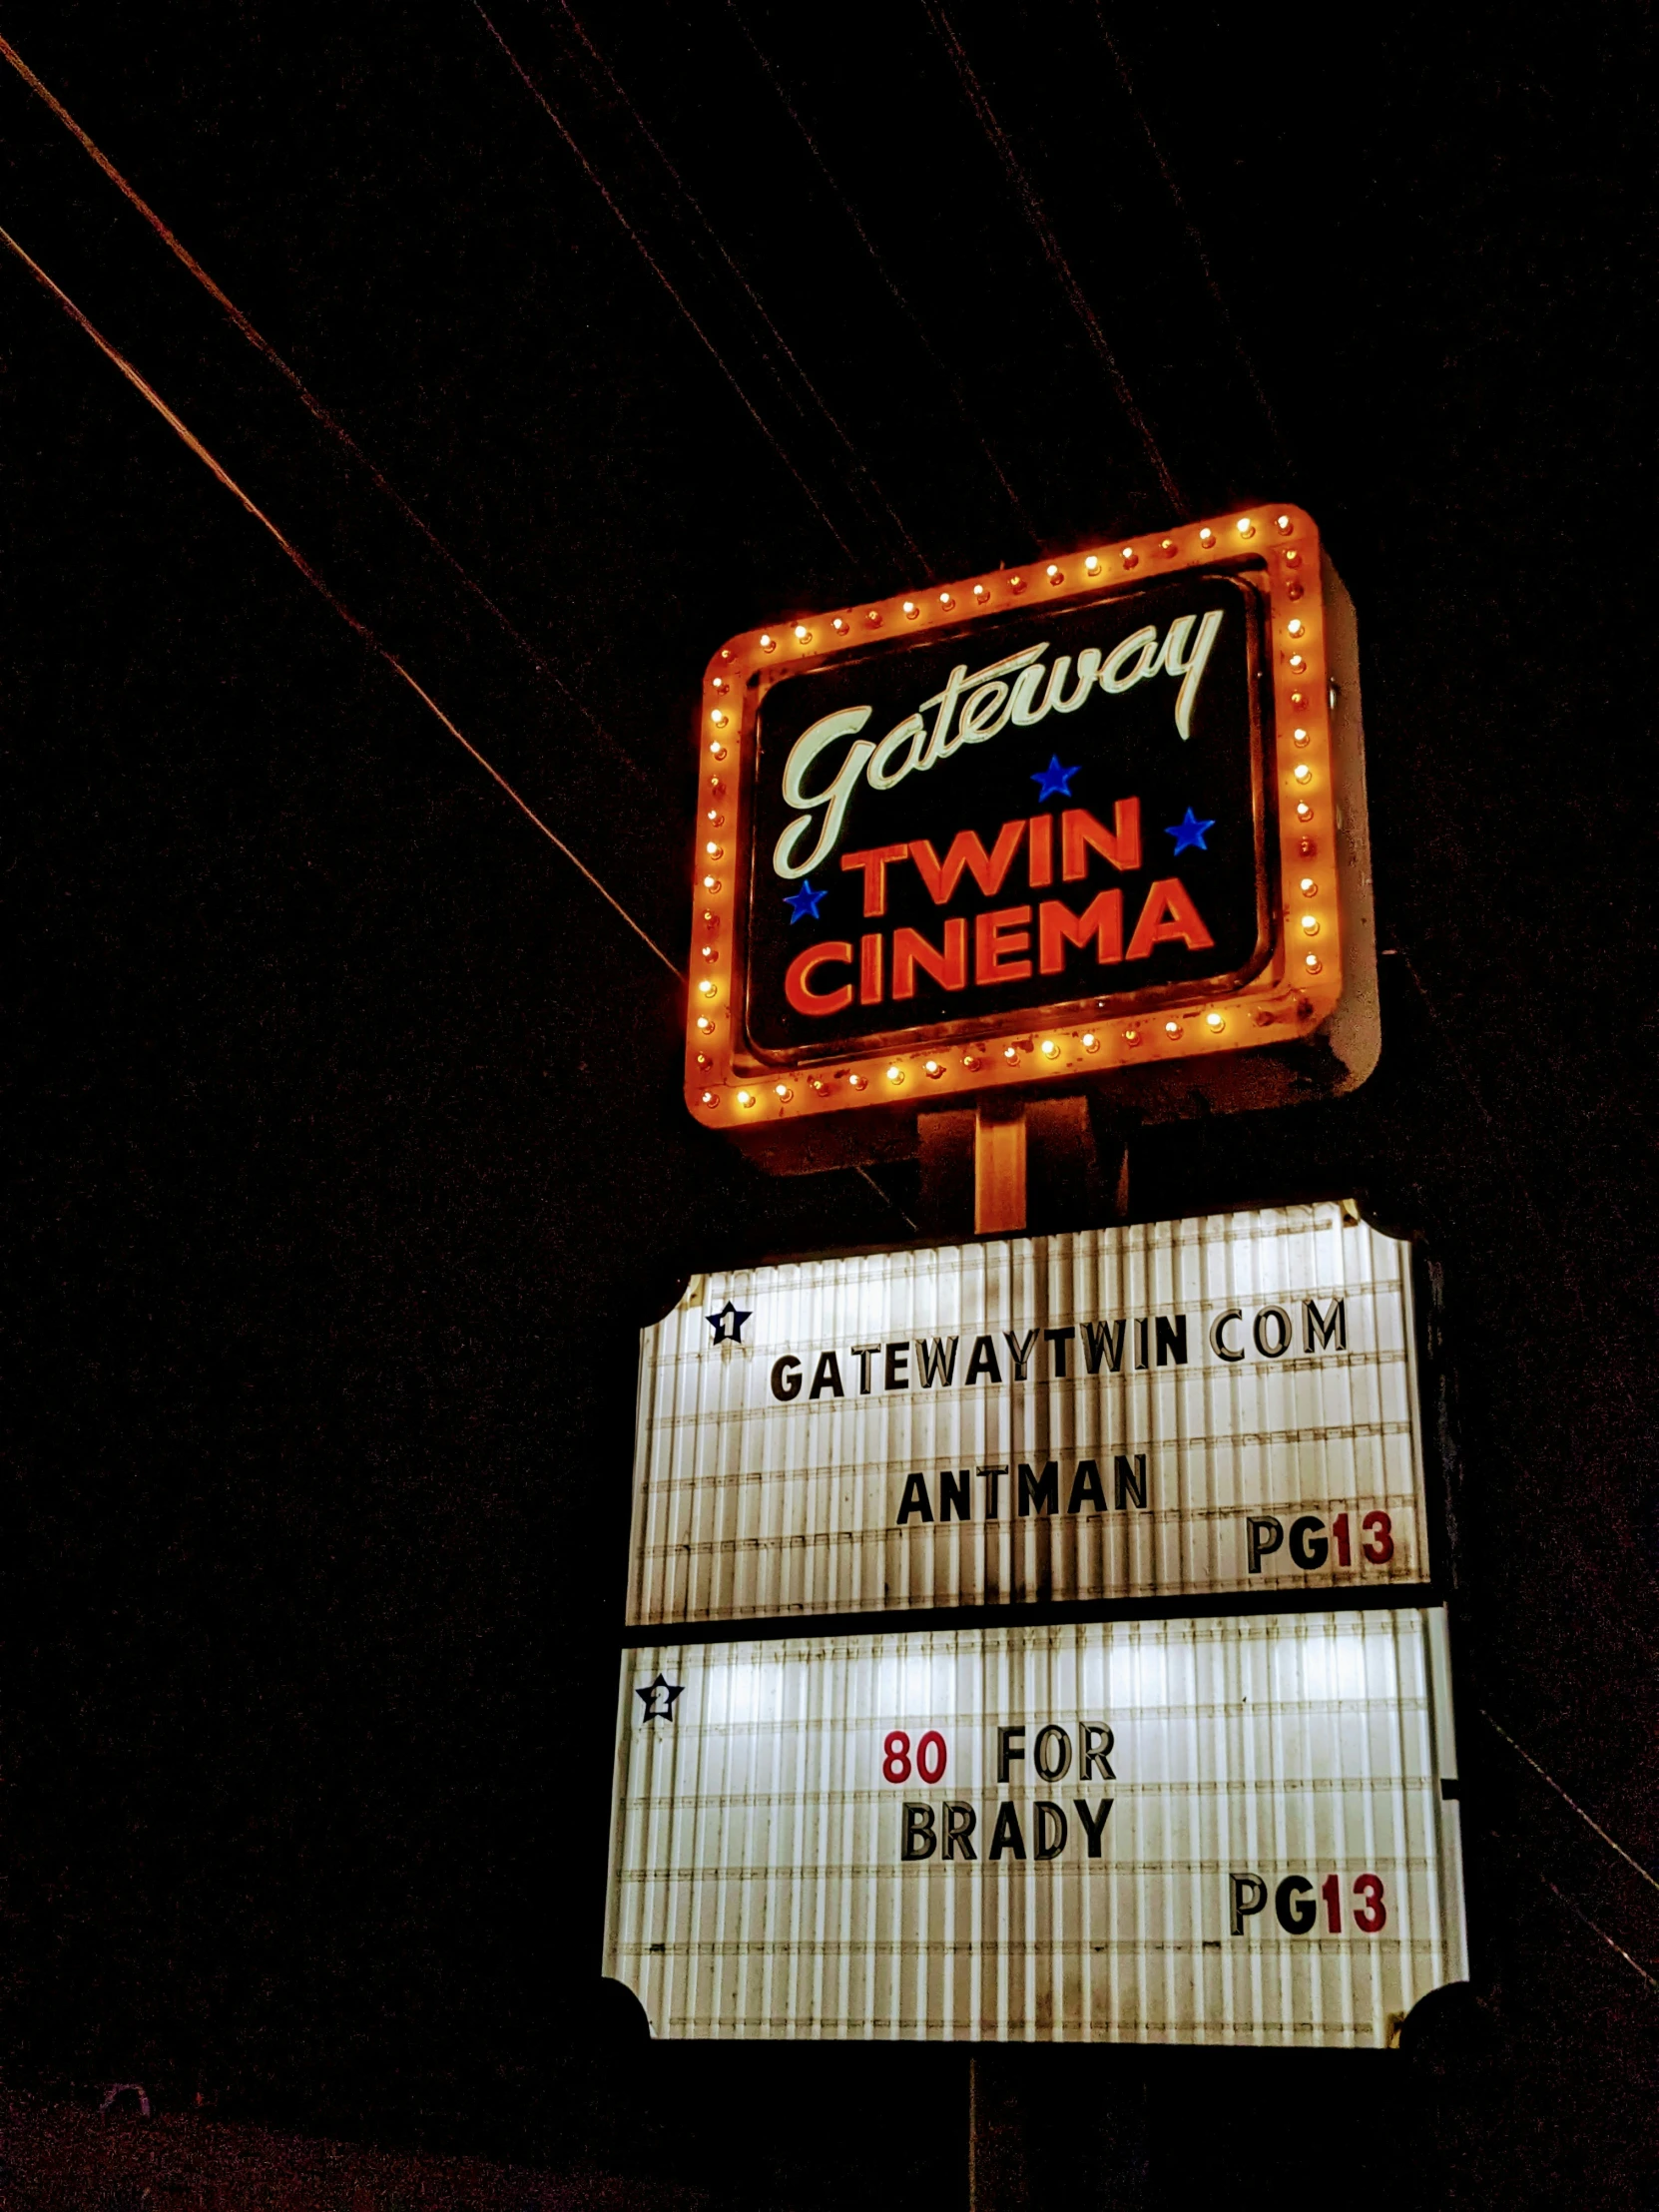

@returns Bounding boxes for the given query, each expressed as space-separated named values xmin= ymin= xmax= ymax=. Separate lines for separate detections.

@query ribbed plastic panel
xmin=604 ymin=1606 xmax=1465 ymax=2045
xmin=629 ymin=1204 xmax=1428 ymax=1624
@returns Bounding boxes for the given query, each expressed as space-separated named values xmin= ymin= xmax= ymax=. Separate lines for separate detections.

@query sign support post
xmin=973 ymin=1099 xmax=1027 ymax=1235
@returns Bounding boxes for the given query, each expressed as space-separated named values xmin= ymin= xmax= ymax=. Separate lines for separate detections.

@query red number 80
xmin=881 ymin=1729 xmax=947 ymax=1784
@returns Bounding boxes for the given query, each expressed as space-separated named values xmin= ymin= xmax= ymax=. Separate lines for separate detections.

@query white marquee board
xmin=629 ymin=1203 xmax=1430 ymax=1625
xmin=604 ymin=1606 xmax=1466 ymax=2046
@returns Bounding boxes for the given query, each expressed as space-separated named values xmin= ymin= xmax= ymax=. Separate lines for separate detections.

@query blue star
xmin=706 ymin=1300 xmax=752 ymax=1345
xmin=1166 ymin=808 xmax=1216 ymax=855
xmin=784 ymin=879 xmax=827 ymax=923
xmin=1030 ymin=755 xmax=1080 ymax=803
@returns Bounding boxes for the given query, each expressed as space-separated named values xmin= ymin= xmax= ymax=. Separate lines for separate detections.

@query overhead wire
xmin=1088 ymin=6 xmax=1297 ymax=480
xmin=0 ymin=222 xmax=684 ymax=984
xmin=550 ymin=0 xmax=926 ymax=571
xmin=473 ymin=2 xmax=857 ymax=564
xmin=1480 ymin=1709 xmax=1659 ymax=1897
xmin=918 ymin=0 xmax=1184 ymax=513
xmin=0 ymin=31 xmax=649 ymax=787
xmin=722 ymin=0 xmax=1038 ymax=550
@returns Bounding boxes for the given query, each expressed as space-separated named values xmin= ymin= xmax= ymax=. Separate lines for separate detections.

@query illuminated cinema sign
xmin=686 ymin=507 xmax=1378 ymax=1150
xmin=605 ymin=1607 xmax=1468 ymax=2045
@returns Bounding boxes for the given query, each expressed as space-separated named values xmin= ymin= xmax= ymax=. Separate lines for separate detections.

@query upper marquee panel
xmin=685 ymin=506 xmax=1377 ymax=1160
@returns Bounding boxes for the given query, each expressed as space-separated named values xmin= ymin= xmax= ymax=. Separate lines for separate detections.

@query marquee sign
xmin=687 ymin=505 xmax=1378 ymax=1151
xmin=628 ymin=1202 xmax=1430 ymax=1626
xmin=604 ymin=1607 xmax=1467 ymax=2045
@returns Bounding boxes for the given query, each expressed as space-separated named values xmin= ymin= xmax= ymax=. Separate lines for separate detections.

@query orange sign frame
xmin=685 ymin=503 xmax=1364 ymax=1134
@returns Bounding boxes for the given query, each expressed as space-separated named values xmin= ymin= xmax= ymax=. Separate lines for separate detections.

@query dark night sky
xmin=6 ymin=3 xmax=1657 ymax=2203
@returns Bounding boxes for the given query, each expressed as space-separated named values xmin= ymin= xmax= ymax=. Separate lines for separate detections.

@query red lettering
xmin=1125 ymin=877 xmax=1215 ymax=960
xmin=839 ymin=842 xmax=911 ymax=917
xmin=1027 ymin=814 xmax=1053 ymax=887
xmin=1322 ymin=1872 xmax=1343 ymax=1933
xmin=1353 ymin=1873 xmax=1387 ymax=1934
xmin=1038 ymin=892 xmax=1124 ymax=974
xmin=882 ymin=1731 xmax=912 ymax=1785
xmin=892 ymin=919 xmax=968 ymax=998
xmin=1362 ymin=1510 xmax=1394 ymax=1564
xmin=1061 ymin=799 xmax=1141 ymax=880
xmin=909 ymin=820 xmax=1026 ymax=904
xmin=916 ymin=1731 xmax=948 ymax=1785
xmin=859 ymin=932 xmax=884 ymax=1005
xmin=785 ymin=941 xmax=853 ymax=1016
xmin=975 ymin=906 xmax=1033 ymax=984
xmin=1333 ymin=1512 xmax=1351 ymax=1566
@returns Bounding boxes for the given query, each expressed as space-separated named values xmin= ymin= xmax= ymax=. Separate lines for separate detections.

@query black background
xmin=745 ymin=571 xmax=1264 ymax=1052
xmin=5 ymin=3 xmax=1657 ymax=2205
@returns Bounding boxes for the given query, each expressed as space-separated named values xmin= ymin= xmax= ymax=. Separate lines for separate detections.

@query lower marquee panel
xmin=603 ymin=1607 xmax=1467 ymax=2046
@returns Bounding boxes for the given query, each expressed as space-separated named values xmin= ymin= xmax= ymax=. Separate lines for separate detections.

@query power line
xmin=0 ymin=31 xmax=648 ymax=787
xmin=473 ymin=3 xmax=857 ymax=564
xmin=552 ymin=0 xmax=925 ymax=571
xmin=1481 ymin=1709 xmax=1659 ymax=1898
xmin=0 ymin=222 xmax=684 ymax=985
xmin=723 ymin=0 xmax=1037 ymax=550
xmin=1089 ymin=7 xmax=1297 ymax=480
xmin=918 ymin=0 xmax=1183 ymax=513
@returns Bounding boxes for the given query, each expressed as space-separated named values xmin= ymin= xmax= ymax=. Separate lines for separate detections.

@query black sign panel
xmin=743 ymin=573 xmax=1269 ymax=1059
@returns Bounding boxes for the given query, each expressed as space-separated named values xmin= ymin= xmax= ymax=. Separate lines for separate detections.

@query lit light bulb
xmin=1159 ymin=537 xmax=1177 ymax=557
xmin=700 ymin=909 xmax=718 ymax=927
xmin=1286 ymin=617 xmax=1306 ymax=639
xmin=1205 ymin=1011 xmax=1225 ymax=1031
xmin=902 ymin=600 xmax=919 ymax=620
xmin=1008 ymin=574 xmax=1026 ymax=593
xmin=811 ymin=1076 xmax=831 ymax=1095
xmin=1123 ymin=1027 xmax=1142 ymax=1045
xmin=1236 ymin=517 xmax=1255 ymax=538
xmin=694 ymin=1052 xmax=712 ymax=1069
xmin=1040 ymin=1038 xmax=1060 ymax=1059
xmin=759 ymin=633 xmax=776 ymax=652
xmin=1284 ymin=548 xmax=1302 ymax=567
xmin=1289 ymin=653 xmax=1308 ymax=673
xmin=1293 ymin=764 xmax=1312 ymax=785
xmin=1292 ymin=727 xmax=1311 ymax=747
xmin=1081 ymin=1031 xmax=1098 ymax=1051
xmin=774 ymin=1082 xmax=792 ymax=1101
xmin=1164 ymin=1019 xmax=1182 ymax=1037
xmin=1289 ymin=690 xmax=1308 ymax=709
xmin=1044 ymin=563 xmax=1063 ymax=584
xmin=699 ymin=1089 xmax=716 ymax=1107
xmin=831 ymin=616 xmax=848 ymax=635
xmin=1304 ymin=954 xmax=1323 ymax=974
xmin=1300 ymin=913 xmax=1320 ymax=936
xmin=699 ymin=944 xmax=717 ymax=962
xmin=1084 ymin=554 xmax=1101 ymax=576
xmin=972 ymin=583 xmax=989 ymax=602
xmin=711 ymin=676 xmax=728 ymax=693
xmin=697 ymin=978 xmax=718 ymax=998
xmin=864 ymin=608 xmax=882 ymax=627
xmin=938 ymin=591 xmax=954 ymax=610
xmin=1002 ymin=1044 xmax=1019 ymax=1062
xmin=847 ymin=1072 xmax=867 ymax=1090
xmin=719 ymin=647 xmax=734 ymax=662
xmin=702 ymin=873 xmax=721 ymax=891
xmin=708 ymin=743 xmax=726 ymax=762
xmin=923 ymin=1058 xmax=943 ymax=1078
xmin=960 ymin=1053 xmax=980 ymax=1071
xmin=793 ymin=624 xmax=810 ymax=643
xmin=1198 ymin=526 xmax=1216 ymax=548
xmin=696 ymin=1015 xmax=715 ymax=1035
xmin=1119 ymin=546 xmax=1137 ymax=567
xmin=710 ymin=709 xmax=728 ymax=728
xmin=705 ymin=841 xmax=723 ymax=858
xmin=1299 ymin=876 xmax=1318 ymax=896
xmin=737 ymin=1089 xmax=756 ymax=1108
xmin=885 ymin=1063 xmax=904 ymax=1085
xmin=1295 ymin=802 xmax=1313 ymax=824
